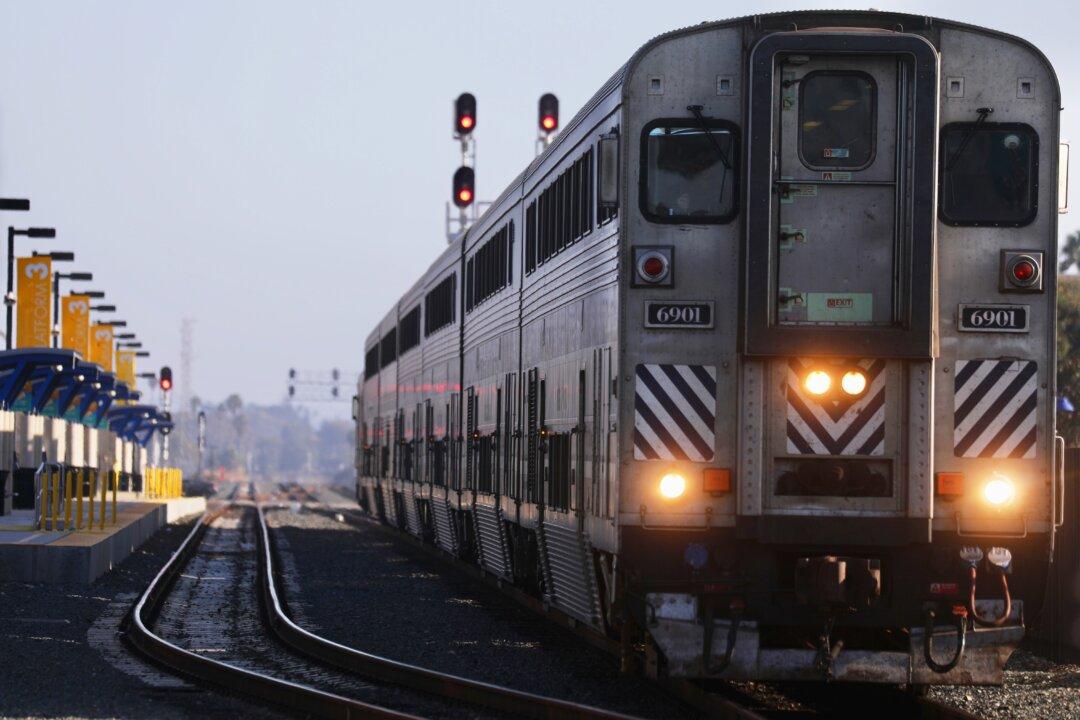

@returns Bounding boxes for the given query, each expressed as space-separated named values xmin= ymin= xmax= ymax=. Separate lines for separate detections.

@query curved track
xmin=125 ymin=490 xmax=649 ymax=720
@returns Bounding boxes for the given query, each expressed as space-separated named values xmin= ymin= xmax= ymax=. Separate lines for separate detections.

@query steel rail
xmin=256 ymin=502 xmax=647 ymax=720
xmin=124 ymin=506 xmax=421 ymax=720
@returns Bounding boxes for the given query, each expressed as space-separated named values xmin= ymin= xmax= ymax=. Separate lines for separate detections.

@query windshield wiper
xmin=687 ymin=104 xmax=732 ymax=210
xmin=687 ymin=105 xmax=732 ymax=168
xmin=945 ymin=106 xmax=994 ymax=171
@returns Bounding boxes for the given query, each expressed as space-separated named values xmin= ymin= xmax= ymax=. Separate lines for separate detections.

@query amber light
xmin=703 ymin=468 xmax=731 ymax=494
xmin=936 ymin=472 xmax=964 ymax=497
xmin=803 ymin=370 xmax=831 ymax=396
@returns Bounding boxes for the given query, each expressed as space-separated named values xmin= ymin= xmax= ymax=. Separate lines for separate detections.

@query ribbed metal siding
xmin=538 ymin=520 xmax=600 ymax=627
xmin=365 ymin=486 xmax=378 ymax=517
xmin=432 ymin=498 xmax=458 ymax=554
xmin=404 ymin=489 xmax=423 ymax=537
xmin=381 ymin=486 xmax=398 ymax=527
xmin=474 ymin=503 xmax=511 ymax=579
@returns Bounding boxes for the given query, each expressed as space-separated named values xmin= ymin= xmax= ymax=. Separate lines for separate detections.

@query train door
xmin=743 ymin=34 xmax=939 ymax=542
xmin=774 ymin=56 xmax=899 ymax=329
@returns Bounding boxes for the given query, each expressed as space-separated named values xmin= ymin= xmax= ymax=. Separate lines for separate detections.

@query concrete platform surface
xmin=0 ymin=495 xmax=206 ymax=583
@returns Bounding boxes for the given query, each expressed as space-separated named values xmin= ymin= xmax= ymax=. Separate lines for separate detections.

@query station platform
xmin=0 ymin=494 xmax=206 ymax=584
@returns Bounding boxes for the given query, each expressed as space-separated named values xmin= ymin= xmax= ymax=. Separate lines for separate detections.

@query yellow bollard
xmin=50 ymin=469 xmax=60 ymax=531
xmin=64 ymin=469 xmax=73 ymax=531
xmin=76 ymin=469 xmax=84 ymax=530
xmin=111 ymin=471 xmax=118 ymax=525
xmin=99 ymin=470 xmax=106 ymax=530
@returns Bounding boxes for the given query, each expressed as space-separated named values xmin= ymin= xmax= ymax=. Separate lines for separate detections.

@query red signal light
xmin=452 ymin=166 xmax=475 ymax=208
xmin=538 ymin=93 xmax=559 ymax=134
xmin=454 ymin=92 xmax=477 ymax=136
xmin=159 ymin=365 xmax=173 ymax=392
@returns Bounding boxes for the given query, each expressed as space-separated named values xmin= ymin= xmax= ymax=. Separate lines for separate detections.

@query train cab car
xmin=355 ymin=10 xmax=1064 ymax=687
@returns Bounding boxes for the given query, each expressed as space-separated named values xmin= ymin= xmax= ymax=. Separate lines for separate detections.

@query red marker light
xmin=541 ymin=115 xmax=557 ymax=131
xmin=1012 ymin=260 xmax=1035 ymax=282
xmin=642 ymin=256 xmax=665 ymax=278
xmin=459 ymin=115 xmax=474 ymax=130
xmin=161 ymin=379 xmax=172 ymax=391
xmin=458 ymin=188 xmax=473 ymax=203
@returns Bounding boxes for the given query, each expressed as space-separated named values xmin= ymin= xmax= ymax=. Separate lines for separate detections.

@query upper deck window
xmin=799 ymin=71 xmax=877 ymax=170
xmin=640 ymin=119 xmax=738 ymax=223
xmin=940 ymin=123 xmax=1039 ymax=226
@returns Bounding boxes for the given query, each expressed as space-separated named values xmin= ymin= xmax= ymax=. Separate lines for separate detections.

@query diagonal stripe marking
xmin=636 ymin=370 xmax=713 ymax=459
xmin=955 ymin=363 xmax=1037 ymax=455
xmin=955 ymin=361 xmax=1011 ymax=424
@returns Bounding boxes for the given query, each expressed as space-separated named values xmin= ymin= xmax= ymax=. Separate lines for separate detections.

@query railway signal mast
xmin=447 ymin=92 xmax=478 ymax=244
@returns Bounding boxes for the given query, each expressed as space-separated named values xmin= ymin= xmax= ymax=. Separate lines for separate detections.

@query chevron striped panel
xmin=786 ymin=358 xmax=886 ymax=456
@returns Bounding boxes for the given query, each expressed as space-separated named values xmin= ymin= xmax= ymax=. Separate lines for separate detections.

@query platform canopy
xmin=0 ymin=348 xmax=79 ymax=412
xmin=106 ymin=404 xmax=172 ymax=445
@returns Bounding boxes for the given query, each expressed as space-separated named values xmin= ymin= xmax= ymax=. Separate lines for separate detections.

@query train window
xmin=363 ymin=346 xmax=378 ymax=379
xmin=640 ymin=119 xmax=738 ymax=223
xmin=798 ymin=71 xmax=876 ymax=170
xmin=379 ymin=328 xmax=397 ymax=368
xmin=465 ymin=221 xmax=514 ymax=313
xmin=424 ymin=273 xmax=456 ymax=335
xmin=525 ymin=149 xmax=594 ymax=274
xmin=398 ymin=305 xmax=421 ymax=355
xmin=940 ymin=123 xmax=1039 ymax=226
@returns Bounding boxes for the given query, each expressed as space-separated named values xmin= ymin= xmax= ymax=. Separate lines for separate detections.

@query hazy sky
xmin=1 ymin=0 xmax=1076 ymax=414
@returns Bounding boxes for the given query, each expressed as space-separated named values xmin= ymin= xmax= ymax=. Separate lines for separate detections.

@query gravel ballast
xmin=266 ymin=506 xmax=701 ymax=719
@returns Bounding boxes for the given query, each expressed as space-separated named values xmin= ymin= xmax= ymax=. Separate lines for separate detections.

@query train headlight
xmin=841 ymin=369 xmax=868 ymax=397
xmin=983 ymin=474 xmax=1016 ymax=507
xmin=659 ymin=472 xmax=687 ymax=500
xmin=803 ymin=370 xmax=831 ymax=396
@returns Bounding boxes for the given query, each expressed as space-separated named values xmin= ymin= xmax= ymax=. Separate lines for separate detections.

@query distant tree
xmin=1060 ymin=230 xmax=1080 ymax=273
xmin=1058 ymin=277 xmax=1080 ymax=445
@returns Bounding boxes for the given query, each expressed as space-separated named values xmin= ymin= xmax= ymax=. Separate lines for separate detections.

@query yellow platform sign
xmin=16 ymin=256 xmax=52 ymax=348
xmin=89 ymin=323 xmax=114 ymax=372
xmin=61 ymin=294 xmax=91 ymax=357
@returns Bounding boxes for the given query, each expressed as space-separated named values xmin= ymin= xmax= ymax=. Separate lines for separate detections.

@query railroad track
xmin=303 ymin=497 xmax=987 ymax=720
xmin=124 ymin=488 xmax=649 ymax=720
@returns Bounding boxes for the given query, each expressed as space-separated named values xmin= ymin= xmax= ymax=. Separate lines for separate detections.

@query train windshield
xmin=940 ymin=123 xmax=1038 ymax=226
xmin=641 ymin=121 xmax=738 ymax=222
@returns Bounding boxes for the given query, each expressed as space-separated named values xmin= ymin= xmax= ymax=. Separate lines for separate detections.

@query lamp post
xmin=50 ymin=265 xmax=92 ymax=348
xmin=6 ymin=226 xmax=56 ymax=349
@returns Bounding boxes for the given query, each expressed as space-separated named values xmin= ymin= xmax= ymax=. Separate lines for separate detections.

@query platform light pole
xmin=0 ymin=199 xmax=30 ymax=347
xmin=5 ymin=225 xmax=55 ymax=349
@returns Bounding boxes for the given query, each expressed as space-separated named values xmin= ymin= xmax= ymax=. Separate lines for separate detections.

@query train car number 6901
xmin=958 ymin=304 xmax=1029 ymax=333
xmin=645 ymin=301 xmax=714 ymax=329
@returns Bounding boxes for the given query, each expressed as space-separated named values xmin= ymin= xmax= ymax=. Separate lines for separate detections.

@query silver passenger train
xmin=355 ymin=10 xmax=1066 ymax=685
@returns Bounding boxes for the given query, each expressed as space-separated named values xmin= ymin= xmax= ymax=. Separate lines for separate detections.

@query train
xmin=354 ymin=10 xmax=1066 ymax=686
